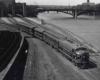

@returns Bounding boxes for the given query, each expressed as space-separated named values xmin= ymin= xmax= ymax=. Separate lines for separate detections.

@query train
xmin=15 ymin=21 xmax=89 ymax=68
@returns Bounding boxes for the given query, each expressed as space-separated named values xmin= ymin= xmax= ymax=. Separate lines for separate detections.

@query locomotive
xmin=16 ymin=22 xmax=89 ymax=68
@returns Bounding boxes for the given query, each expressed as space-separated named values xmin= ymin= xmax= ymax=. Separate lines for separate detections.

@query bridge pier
xmin=73 ymin=10 xmax=77 ymax=18
xmin=0 ymin=3 xmax=4 ymax=17
xmin=93 ymin=12 xmax=95 ymax=16
xmin=12 ymin=2 xmax=15 ymax=17
xmin=23 ymin=3 xmax=26 ymax=17
xmin=1 ymin=8 xmax=4 ymax=17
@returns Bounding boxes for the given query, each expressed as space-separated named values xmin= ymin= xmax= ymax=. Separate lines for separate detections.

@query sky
xmin=16 ymin=0 xmax=100 ymax=5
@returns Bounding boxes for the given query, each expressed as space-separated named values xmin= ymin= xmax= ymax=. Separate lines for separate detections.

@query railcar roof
xmin=59 ymin=40 xmax=83 ymax=50
xmin=44 ymin=30 xmax=66 ymax=40
xmin=34 ymin=27 xmax=45 ymax=32
xmin=16 ymin=22 xmax=36 ymax=28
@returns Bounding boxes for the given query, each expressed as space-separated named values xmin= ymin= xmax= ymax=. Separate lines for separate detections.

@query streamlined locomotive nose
xmin=83 ymin=52 xmax=89 ymax=62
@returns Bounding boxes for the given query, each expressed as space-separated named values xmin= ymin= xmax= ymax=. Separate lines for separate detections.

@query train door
xmin=82 ymin=53 xmax=89 ymax=62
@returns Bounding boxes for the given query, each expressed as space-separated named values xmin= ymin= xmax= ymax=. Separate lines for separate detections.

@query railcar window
xmin=76 ymin=47 xmax=87 ymax=51
xmin=72 ymin=49 xmax=74 ymax=52
xmin=63 ymin=47 xmax=71 ymax=55
xmin=59 ymin=44 xmax=63 ymax=50
xmin=67 ymin=39 xmax=74 ymax=43
xmin=77 ymin=55 xmax=81 ymax=59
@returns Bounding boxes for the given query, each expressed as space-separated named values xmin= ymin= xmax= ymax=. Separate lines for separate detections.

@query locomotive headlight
xmin=76 ymin=53 xmax=81 ymax=59
xmin=76 ymin=52 xmax=80 ymax=54
xmin=83 ymin=56 xmax=85 ymax=58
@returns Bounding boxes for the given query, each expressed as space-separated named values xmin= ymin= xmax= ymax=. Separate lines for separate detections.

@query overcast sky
xmin=16 ymin=0 xmax=100 ymax=5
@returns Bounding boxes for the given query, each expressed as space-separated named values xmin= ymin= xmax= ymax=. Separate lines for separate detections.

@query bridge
xmin=36 ymin=0 xmax=100 ymax=18
xmin=37 ymin=8 xmax=99 ymax=18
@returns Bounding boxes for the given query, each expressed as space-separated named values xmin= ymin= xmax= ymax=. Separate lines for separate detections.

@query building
xmin=0 ymin=0 xmax=15 ymax=6
xmin=15 ymin=3 xmax=26 ymax=16
xmin=0 ymin=0 xmax=15 ymax=17
xmin=82 ymin=3 xmax=95 ymax=5
xmin=82 ymin=0 xmax=95 ymax=5
xmin=0 ymin=0 xmax=37 ymax=17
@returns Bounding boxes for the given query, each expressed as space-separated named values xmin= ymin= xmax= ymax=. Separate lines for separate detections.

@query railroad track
xmin=0 ymin=31 xmax=22 ymax=71
xmin=7 ymin=18 xmax=16 ymax=24
xmin=0 ymin=19 xmax=29 ymax=79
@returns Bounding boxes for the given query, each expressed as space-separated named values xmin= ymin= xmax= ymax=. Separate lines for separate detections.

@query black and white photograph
xmin=0 ymin=0 xmax=100 ymax=80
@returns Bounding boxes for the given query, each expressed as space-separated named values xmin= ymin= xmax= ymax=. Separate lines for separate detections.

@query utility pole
xmin=87 ymin=0 xmax=90 ymax=3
